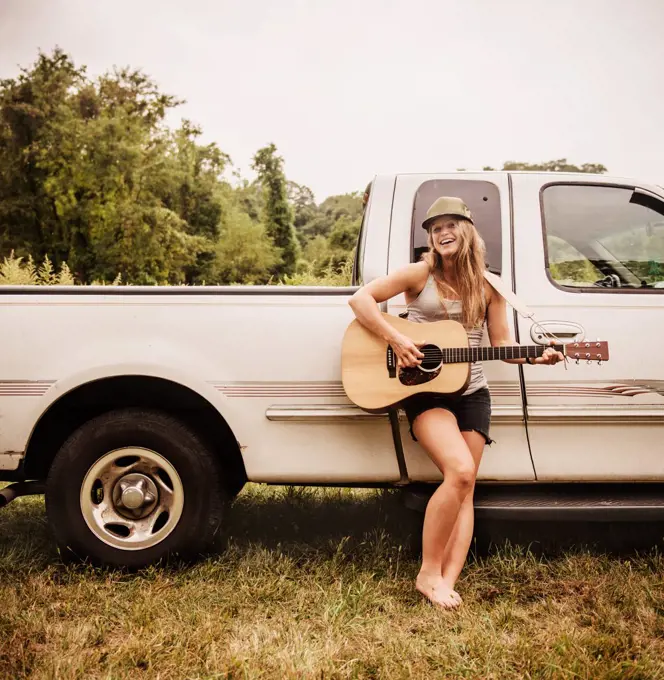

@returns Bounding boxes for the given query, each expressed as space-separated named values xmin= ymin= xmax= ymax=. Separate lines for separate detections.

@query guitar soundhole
xmin=398 ymin=344 xmax=443 ymax=386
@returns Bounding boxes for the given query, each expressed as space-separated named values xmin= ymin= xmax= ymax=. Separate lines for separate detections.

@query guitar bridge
xmin=386 ymin=346 xmax=397 ymax=378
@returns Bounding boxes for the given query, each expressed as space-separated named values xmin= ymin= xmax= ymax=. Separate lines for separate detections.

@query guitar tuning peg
xmin=575 ymin=358 xmax=580 ymax=365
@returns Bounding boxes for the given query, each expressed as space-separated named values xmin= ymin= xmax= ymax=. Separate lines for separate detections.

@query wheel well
xmin=24 ymin=376 xmax=247 ymax=495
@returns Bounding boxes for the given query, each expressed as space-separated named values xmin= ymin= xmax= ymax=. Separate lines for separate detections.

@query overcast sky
xmin=1 ymin=0 xmax=662 ymax=201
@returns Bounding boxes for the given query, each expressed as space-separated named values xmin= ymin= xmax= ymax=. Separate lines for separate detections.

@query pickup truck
xmin=1 ymin=171 xmax=664 ymax=568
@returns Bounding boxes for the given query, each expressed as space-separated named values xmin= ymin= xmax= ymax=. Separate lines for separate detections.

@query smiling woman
xmin=348 ymin=190 xmax=563 ymax=610
xmin=411 ymin=180 xmax=503 ymax=274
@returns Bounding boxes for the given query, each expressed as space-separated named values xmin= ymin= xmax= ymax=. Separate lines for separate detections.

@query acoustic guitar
xmin=341 ymin=313 xmax=609 ymax=413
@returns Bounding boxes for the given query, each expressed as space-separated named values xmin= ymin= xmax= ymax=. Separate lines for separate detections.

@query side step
xmin=403 ymin=483 xmax=664 ymax=521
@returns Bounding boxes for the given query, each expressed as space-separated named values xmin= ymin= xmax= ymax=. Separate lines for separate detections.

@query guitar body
xmin=341 ymin=313 xmax=471 ymax=413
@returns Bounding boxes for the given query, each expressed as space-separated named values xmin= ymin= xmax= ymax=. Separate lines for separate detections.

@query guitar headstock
xmin=563 ymin=340 xmax=609 ymax=363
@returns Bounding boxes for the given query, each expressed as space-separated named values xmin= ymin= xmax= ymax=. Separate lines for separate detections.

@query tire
xmin=46 ymin=408 xmax=228 ymax=569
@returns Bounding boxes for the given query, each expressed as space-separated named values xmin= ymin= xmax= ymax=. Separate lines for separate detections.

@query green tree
xmin=296 ymin=192 xmax=363 ymax=242
xmin=251 ymin=144 xmax=299 ymax=277
xmin=0 ymin=49 xmax=221 ymax=284
xmin=292 ymin=190 xmax=364 ymax=276
xmin=328 ymin=215 xmax=361 ymax=252
xmin=234 ymin=179 xmax=263 ymax=223
xmin=478 ymin=159 xmax=608 ymax=173
xmin=302 ymin=235 xmax=332 ymax=268
xmin=157 ymin=120 xmax=231 ymax=283
xmin=0 ymin=48 xmax=86 ymax=261
xmin=287 ymin=181 xmax=317 ymax=243
xmin=1 ymin=49 xmax=368 ymax=288
xmin=209 ymin=204 xmax=281 ymax=284
xmin=161 ymin=120 xmax=229 ymax=241
xmin=50 ymin=67 xmax=208 ymax=283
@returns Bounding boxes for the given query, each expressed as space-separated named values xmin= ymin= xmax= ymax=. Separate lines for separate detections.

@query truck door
xmin=386 ymin=174 xmax=535 ymax=482
xmin=512 ymin=174 xmax=664 ymax=480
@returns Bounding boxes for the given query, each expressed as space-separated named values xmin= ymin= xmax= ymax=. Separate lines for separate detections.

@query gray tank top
xmin=406 ymin=273 xmax=488 ymax=395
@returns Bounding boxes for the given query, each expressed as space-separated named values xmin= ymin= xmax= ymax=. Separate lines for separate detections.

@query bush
xmin=0 ymin=252 xmax=75 ymax=285
xmin=282 ymin=258 xmax=354 ymax=286
xmin=0 ymin=249 xmax=354 ymax=288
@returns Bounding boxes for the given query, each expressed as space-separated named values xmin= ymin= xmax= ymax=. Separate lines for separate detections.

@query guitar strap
xmin=482 ymin=270 xmax=536 ymax=321
xmin=483 ymin=270 xmax=569 ymax=368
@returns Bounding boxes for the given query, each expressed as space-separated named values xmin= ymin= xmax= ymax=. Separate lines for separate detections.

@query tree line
xmin=0 ymin=49 xmax=364 ymax=285
xmin=0 ymin=49 xmax=607 ymax=286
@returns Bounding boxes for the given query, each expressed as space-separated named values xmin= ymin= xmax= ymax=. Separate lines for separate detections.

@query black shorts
xmin=403 ymin=387 xmax=493 ymax=445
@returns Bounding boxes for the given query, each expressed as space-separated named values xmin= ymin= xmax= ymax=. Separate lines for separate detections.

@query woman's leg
xmin=439 ymin=430 xmax=486 ymax=596
xmin=411 ymin=408 xmax=476 ymax=609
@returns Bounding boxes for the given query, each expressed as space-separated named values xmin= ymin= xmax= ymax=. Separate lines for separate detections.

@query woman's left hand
xmin=536 ymin=345 xmax=565 ymax=365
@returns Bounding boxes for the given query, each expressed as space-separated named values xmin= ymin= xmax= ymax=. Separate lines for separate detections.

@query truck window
xmin=352 ymin=182 xmax=372 ymax=286
xmin=410 ymin=180 xmax=502 ymax=274
xmin=542 ymin=184 xmax=664 ymax=290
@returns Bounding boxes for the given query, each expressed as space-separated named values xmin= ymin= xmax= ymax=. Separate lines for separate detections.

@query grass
xmin=1 ymin=484 xmax=663 ymax=679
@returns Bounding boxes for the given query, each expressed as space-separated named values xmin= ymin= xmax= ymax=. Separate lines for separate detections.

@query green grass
xmin=1 ymin=484 xmax=663 ymax=679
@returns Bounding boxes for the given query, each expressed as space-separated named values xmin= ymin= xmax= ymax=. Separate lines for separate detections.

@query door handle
xmin=529 ymin=320 xmax=585 ymax=344
xmin=540 ymin=330 xmax=578 ymax=338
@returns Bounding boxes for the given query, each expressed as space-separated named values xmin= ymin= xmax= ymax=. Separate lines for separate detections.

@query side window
xmin=411 ymin=180 xmax=502 ymax=274
xmin=542 ymin=184 xmax=664 ymax=291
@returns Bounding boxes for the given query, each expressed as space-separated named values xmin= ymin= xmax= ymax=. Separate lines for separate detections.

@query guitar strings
xmin=413 ymin=348 xmax=542 ymax=356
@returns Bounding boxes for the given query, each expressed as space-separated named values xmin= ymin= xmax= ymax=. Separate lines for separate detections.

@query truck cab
xmin=357 ymin=172 xmax=664 ymax=485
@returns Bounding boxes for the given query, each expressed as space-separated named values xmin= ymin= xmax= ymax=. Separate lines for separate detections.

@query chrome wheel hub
xmin=80 ymin=447 xmax=184 ymax=551
xmin=113 ymin=473 xmax=158 ymax=517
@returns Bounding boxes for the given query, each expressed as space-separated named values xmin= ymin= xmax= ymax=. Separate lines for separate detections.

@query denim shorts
xmin=402 ymin=386 xmax=493 ymax=445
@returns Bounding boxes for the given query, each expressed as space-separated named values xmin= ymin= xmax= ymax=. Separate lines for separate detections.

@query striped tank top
xmin=406 ymin=273 xmax=488 ymax=395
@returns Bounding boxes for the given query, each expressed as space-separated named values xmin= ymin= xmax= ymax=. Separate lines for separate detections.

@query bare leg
xmin=412 ymin=409 xmax=476 ymax=610
xmin=439 ymin=431 xmax=486 ymax=595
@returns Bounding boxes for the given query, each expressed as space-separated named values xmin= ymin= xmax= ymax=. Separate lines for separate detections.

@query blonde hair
xmin=422 ymin=217 xmax=487 ymax=328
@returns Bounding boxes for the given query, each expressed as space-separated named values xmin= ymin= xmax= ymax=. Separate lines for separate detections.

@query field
xmin=1 ymin=484 xmax=663 ymax=679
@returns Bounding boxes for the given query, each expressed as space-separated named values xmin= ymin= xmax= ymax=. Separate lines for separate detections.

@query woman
xmin=348 ymin=196 xmax=563 ymax=610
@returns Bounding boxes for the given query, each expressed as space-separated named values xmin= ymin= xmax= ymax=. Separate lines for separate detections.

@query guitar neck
xmin=443 ymin=344 xmax=561 ymax=364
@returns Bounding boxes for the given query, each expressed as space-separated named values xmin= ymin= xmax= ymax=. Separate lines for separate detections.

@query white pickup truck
xmin=1 ymin=171 xmax=664 ymax=568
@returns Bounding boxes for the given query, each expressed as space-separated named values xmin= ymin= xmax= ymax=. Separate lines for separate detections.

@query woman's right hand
xmin=389 ymin=332 xmax=426 ymax=368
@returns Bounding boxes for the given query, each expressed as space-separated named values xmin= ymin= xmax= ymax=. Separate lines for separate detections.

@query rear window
xmin=411 ymin=180 xmax=502 ymax=274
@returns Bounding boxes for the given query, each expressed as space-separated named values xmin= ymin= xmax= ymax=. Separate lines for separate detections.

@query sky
xmin=1 ymin=0 xmax=662 ymax=201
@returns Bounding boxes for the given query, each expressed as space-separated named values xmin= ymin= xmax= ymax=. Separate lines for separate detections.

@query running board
xmin=403 ymin=483 xmax=664 ymax=521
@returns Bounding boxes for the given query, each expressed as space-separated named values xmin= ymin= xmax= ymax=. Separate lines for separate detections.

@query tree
xmin=251 ymin=144 xmax=300 ymax=277
xmin=291 ymin=190 xmax=364 ymax=275
xmin=209 ymin=204 xmax=281 ymax=284
xmin=0 ymin=48 xmax=86 ymax=262
xmin=234 ymin=179 xmax=263 ymax=223
xmin=295 ymin=192 xmax=363 ymax=242
xmin=0 ymin=49 xmax=227 ymax=284
xmin=157 ymin=120 xmax=231 ymax=283
xmin=287 ymin=181 xmax=317 ymax=243
xmin=476 ymin=159 xmax=608 ymax=173
xmin=0 ymin=49 xmax=368 ymax=287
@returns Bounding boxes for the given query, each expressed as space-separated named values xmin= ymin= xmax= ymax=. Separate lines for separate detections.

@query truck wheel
xmin=45 ymin=408 xmax=227 ymax=569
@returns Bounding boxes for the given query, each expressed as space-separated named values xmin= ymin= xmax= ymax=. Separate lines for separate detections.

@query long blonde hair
xmin=422 ymin=217 xmax=487 ymax=328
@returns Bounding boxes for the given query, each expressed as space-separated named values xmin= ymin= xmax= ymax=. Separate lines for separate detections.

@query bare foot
xmin=416 ymin=572 xmax=462 ymax=610
xmin=447 ymin=584 xmax=463 ymax=606
xmin=442 ymin=578 xmax=463 ymax=605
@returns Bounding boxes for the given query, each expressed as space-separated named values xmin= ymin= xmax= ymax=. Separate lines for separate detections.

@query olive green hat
xmin=422 ymin=196 xmax=473 ymax=229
